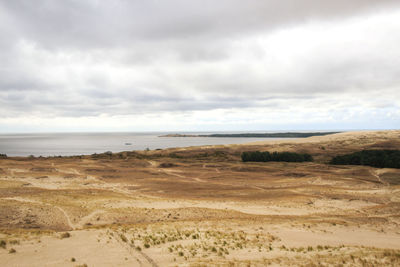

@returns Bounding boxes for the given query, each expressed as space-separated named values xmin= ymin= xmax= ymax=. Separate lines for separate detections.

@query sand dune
xmin=0 ymin=130 xmax=399 ymax=266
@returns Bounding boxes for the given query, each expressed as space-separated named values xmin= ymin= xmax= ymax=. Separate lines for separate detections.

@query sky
xmin=0 ymin=0 xmax=399 ymax=133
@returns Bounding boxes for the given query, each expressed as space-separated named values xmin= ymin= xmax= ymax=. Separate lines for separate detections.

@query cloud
xmin=2 ymin=0 xmax=398 ymax=47
xmin=0 ymin=1 xmax=399 ymax=131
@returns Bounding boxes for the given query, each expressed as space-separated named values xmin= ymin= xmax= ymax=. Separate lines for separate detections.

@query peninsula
xmin=160 ymin=131 xmax=341 ymax=138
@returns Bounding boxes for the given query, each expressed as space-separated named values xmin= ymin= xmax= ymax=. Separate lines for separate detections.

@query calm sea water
xmin=0 ymin=132 xmax=292 ymax=157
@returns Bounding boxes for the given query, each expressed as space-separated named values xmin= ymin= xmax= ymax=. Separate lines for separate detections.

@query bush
xmin=60 ymin=232 xmax=71 ymax=239
xmin=241 ymin=151 xmax=313 ymax=163
xmin=0 ymin=154 xmax=7 ymax=159
xmin=330 ymin=150 xmax=400 ymax=168
xmin=120 ymin=234 xmax=127 ymax=242
xmin=158 ymin=162 xmax=178 ymax=168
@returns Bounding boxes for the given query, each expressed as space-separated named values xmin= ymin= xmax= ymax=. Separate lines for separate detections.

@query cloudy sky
xmin=0 ymin=0 xmax=399 ymax=132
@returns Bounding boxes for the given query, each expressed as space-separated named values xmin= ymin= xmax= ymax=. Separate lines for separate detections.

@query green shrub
xmin=330 ymin=150 xmax=400 ymax=168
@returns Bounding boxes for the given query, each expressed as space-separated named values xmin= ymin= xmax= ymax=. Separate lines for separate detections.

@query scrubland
xmin=0 ymin=130 xmax=400 ymax=266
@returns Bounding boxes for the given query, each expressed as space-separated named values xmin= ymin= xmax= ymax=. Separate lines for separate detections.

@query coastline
xmin=2 ymin=130 xmax=398 ymax=159
xmin=0 ymin=131 xmax=340 ymax=157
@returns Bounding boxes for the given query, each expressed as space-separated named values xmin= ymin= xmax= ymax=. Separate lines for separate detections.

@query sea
xmin=0 ymin=132 xmax=294 ymax=157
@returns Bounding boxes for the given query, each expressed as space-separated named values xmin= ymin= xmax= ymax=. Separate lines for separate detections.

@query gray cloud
xmin=0 ymin=1 xmax=399 ymax=130
xmin=2 ymin=0 xmax=398 ymax=48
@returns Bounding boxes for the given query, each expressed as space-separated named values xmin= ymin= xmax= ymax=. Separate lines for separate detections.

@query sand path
xmin=111 ymin=230 xmax=159 ymax=267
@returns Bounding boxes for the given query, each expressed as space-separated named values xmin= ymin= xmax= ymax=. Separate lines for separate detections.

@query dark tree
xmin=330 ymin=150 xmax=400 ymax=168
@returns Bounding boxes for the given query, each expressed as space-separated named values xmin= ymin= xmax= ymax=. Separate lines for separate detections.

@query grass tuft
xmin=60 ymin=232 xmax=71 ymax=239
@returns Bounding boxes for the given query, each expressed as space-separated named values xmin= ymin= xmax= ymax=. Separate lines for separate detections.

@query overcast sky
xmin=0 ymin=0 xmax=399 ymax=132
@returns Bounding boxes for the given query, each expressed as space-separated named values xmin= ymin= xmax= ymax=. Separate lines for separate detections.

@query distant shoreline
xmin=159 ymin=132 xmax=341 ymax=138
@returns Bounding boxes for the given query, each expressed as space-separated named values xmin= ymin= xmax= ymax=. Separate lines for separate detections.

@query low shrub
xmin=158 ymin=162 xmax=178 ymax=168
xmin=60 ymin=232 xmax=71 ymax=239
xmin=241 ymin=151 xmax=313 ymax=163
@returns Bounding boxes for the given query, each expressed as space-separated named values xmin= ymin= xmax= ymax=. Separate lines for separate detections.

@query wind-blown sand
xmin=0 ymin=130 xmax=400 ymax=266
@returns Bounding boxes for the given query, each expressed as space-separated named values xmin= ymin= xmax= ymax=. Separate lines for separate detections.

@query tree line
xmin=206 ymin=132 xmax=339 ymax=138
xmin=330 ymin=150 xmax=400 ymax=168
xmin=241 ymin=151 xmax=313 ymax=162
